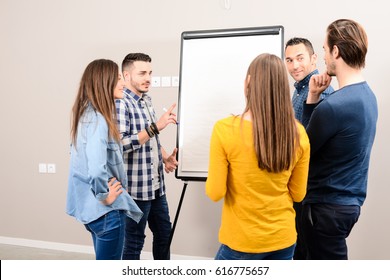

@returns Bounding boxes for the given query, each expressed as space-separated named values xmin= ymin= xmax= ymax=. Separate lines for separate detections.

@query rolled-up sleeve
xmin=115 ymin=99 xmax=141 ymax=153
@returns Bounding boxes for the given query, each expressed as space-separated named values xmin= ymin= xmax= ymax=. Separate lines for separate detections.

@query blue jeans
xmin=84 ymin=210 xmax=126 ymax=260
xmin=215 ymin=244 xmax=296 ymax=260
xmin=122 ymin=194 xmax=171 ymax=260
xmin=301 ymin=203 xmax=360 ymax=260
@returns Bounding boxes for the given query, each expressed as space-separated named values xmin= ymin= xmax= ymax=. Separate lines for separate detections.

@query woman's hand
xmin=101 ymin=177 xmax=123 ymax=205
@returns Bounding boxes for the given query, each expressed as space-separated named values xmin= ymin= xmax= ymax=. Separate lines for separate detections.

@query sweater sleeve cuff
xmin=302 ymin=102 xmax=318 ymax=128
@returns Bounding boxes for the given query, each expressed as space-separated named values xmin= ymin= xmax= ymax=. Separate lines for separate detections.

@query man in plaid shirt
xmin=115 ymin=53 xmax=178 ymax=260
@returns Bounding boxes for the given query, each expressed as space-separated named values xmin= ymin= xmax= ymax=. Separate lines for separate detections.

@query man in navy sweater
xmin=301 ymin=19 xmax=378 ymax=259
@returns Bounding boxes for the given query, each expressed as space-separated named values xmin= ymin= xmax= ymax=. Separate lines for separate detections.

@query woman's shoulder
xmin=216 ymin=114 xmax=241 ymax=125
xmin=83 ymin=107 xmax=105 ymax=122
xmin=212 ymin=115 xmax=240 ymax=131
xmin=81 ymin=108 xmax=108 ymax=133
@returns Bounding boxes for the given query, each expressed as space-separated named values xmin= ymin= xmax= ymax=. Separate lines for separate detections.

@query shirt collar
xmin=124 ymin=88 xmax=150 ymax=103
xmin=294 ymin=69 xmax=319 ymax=91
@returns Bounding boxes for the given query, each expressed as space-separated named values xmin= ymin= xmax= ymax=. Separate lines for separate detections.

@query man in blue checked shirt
xmin=284 ymin=37 xmax=333 ymax=260
xmin=115 ymin=53 xmax=179 ymax=260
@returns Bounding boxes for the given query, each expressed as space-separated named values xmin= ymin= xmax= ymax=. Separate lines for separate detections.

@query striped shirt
xmin=115 ymin=88 xmax=165 ymax=201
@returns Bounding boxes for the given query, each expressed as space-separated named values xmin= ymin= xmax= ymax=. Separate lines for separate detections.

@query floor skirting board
xmin=0 ymin=236 xmax=211 ymax=260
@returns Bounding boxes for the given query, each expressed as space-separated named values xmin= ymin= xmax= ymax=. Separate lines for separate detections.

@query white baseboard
xmin=0 ymin=236 xmax=94 ymax=255
xmin=0 ymin=236 xmax=211 ymax=260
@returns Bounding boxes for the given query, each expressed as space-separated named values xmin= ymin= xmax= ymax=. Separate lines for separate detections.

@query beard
xmin=326 ymin=61 xmax=336 ymax=77
xmin=138 ymin=88 xmax=148 ymax=94
xmin=131 ymin=81 xmax=150 ymax=94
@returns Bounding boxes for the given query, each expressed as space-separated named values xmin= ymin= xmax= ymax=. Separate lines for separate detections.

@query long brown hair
xmin=243 ymin=53 xmax=299 ymax=173
xmin=71 ymin=59 xmax=120 ymax=145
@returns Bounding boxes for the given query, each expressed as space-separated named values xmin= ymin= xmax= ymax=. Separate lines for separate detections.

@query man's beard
xmin=326 ymin=62 xmax=336 ymax=77
xmin=132 ymin=82 xmax=149 ymax=94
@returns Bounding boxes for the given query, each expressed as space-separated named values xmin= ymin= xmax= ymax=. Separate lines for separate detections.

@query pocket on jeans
xmin=87 ymin=211 xmax=122 ymax=237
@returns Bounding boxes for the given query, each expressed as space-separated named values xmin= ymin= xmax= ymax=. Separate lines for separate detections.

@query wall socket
xmin=39 ymin=163 xmax=56 ymax=174
xmin=39 ymin=163 xmax=47 ymax=173
xmin=152 ymin=76 xmax=179 ymax=87
xmin=47 ymin=163 xmax=56 ymax=173
xmin=161 ymin=76 xmax=171 ymax=87
xmin=152 ymin=76 xmax=161 ymax=87
xmin=172 ymin=76 xmax=179 ymax=87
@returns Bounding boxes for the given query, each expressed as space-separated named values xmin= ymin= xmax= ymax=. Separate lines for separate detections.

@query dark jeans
xmin=293 ymin=201 xmax=306 ymax=260
xmin=84 ymin=210 xmax=126 ymax=260
xmin=122 ymin=194 xmax=172 ymax=260
xmin=215 ymin=243 xmax=296 ymax=260
xmin=301 ymin=203 xmax=360 ymax=260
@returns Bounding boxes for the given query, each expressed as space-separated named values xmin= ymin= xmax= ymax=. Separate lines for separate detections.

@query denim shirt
xmin=66 ymin=105 xmax=143 ymax=224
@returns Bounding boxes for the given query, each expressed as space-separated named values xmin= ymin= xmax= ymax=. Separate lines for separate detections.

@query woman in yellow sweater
xmin=206 ymin=53 xmax=310 ymax=260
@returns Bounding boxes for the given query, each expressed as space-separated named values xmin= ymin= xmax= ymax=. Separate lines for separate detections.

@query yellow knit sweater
xmin=206 ymin=116 xmax=310 ymax=253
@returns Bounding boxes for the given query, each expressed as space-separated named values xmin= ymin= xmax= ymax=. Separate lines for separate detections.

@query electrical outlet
xmin=152 ymin=76 xmax=161 ymax=87
xmin=39 ymin=163 xmax=47 ymax=173
xmin=161 ymin=76 xmax=171 ymax=87
xmin=47 ymin=163 xmax=56 ymax=173
xmin=172 ymin=76 xmax=179 ymax=87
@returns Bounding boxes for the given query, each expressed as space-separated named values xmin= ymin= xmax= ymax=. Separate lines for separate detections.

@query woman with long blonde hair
xmin=206 ymin=53 xmax=310 ymax=260
xmin=67 ymin=59 xmax=142 ymax=260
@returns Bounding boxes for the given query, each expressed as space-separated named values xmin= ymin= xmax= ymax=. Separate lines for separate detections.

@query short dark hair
xmin=122 ymin=53 xmax=152 ymax=71
xmin=326 ymin=19 xmax=367 ymax=69
xmin=285 ymin=37 xmax=315 ymax=56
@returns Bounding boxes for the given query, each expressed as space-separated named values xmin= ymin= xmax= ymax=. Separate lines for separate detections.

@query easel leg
xmin=166 ymin=181 xmax=188 ymax=259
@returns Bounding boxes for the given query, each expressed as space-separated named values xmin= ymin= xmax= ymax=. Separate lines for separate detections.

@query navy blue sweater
xmin=302 ymin=82 xmax=378 ymax=206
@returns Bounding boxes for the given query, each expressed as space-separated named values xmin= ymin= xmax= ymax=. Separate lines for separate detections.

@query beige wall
xmin=0 ymin=0 xmax=388 ymax=259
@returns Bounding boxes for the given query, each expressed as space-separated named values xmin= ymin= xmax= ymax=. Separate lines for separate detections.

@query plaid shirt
xmin=292 ymin=69 xmax=334 ymax=122
xmin=115 ymin=89 xmax=165 ymax=201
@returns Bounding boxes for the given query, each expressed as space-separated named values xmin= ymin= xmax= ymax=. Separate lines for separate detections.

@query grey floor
xmin=0 ymin=243 xmax=95 ymax=260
